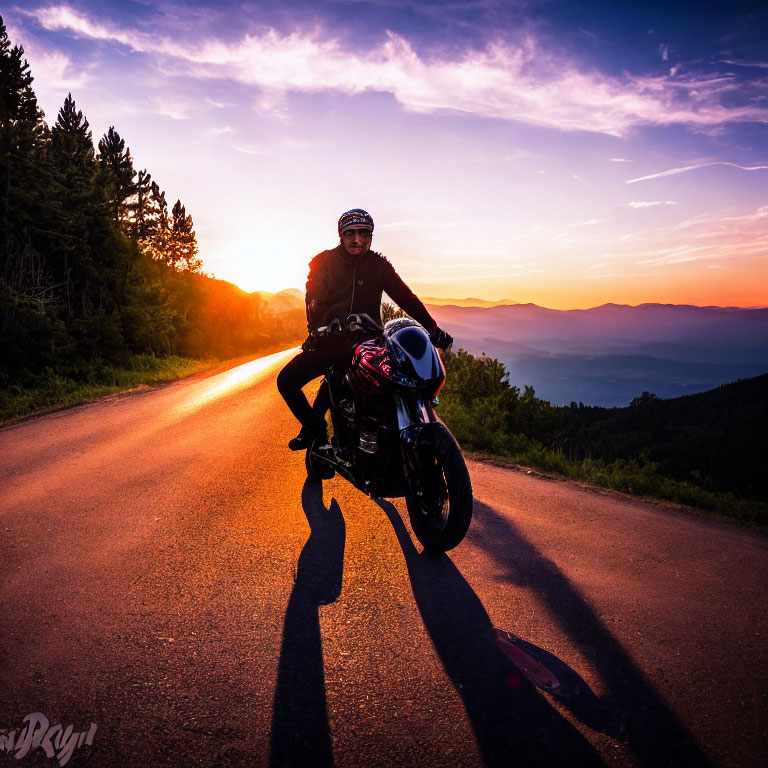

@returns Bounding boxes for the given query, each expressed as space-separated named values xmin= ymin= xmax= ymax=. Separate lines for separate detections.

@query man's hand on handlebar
xmin=301 ymin=333 xmax=317 ymax=353
xmin=430 ymin=327 xmax=453 ymax=350
xmin=313 ymin=318 xmax=346 ymax=339
xmin=314 ymin=314 xmax=382 ymax=340
xmin=306 ymin=315 xmax=450 ymax=350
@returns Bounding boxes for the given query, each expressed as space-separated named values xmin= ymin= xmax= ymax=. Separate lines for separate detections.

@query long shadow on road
xmin=376 ymin=498 xmax=607 ymax=768
xmin=470 ymin=500 xmax=715 ymax=768
xmin=269 ymin=478 xmax=345 ymax=768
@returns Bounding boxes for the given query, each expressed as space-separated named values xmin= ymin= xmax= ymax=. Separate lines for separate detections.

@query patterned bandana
xmin=338 ymin=208 xmax=374 ymax=235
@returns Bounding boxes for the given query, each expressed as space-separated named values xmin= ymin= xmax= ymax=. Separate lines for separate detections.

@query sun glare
xmin=173 ymin=349 xmax=297 ymax=417
xmin=199 ymin=224 xmax=326 ymax=294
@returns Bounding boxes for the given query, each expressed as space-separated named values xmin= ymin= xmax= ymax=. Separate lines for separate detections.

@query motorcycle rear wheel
xmin=405 ymin=424 xmax=473 ymax=552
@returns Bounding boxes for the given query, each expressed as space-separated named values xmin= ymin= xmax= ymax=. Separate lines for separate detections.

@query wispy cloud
xmin=4 ymin=19 xmax=89 ymax=96
xmin=623 ymin=205 xmax=768 ymax=266
xmin=718 ymin=59 xmax=768 ymax=69
xmin=627 ymin=162 xmax=768 ymax=184
xmin=233 ymin=145 xmax=271 ymax=155
xmin=584 ymin=272 xmax=662 ymax=279
xmin=623 ymin=201 xmax=678 ymax=208
xmin=146 ymin=94 xmax=192 ymax=120
xmin=28 ymin=49 xmax=88 ymax=90
xmin=504 ymin=149 xmax=544 ymax=161
xmin=205 ymin=97 xmax=238 ymax=108
xmin=638 ymin=245 xmax=715 ymax=266
xmin=29 ymin=5 xmax=156 ymax=51
xmin=27 ymin=5 xmax=768 ymax=136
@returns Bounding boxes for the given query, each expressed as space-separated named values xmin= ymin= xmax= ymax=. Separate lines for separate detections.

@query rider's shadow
xmin=470 ymin=500 xmax=714 ymax=768
xmin=375 ymin=499 xmax=606 ymax=768
xmin=269 ymin=478 xmax=345 ymax=768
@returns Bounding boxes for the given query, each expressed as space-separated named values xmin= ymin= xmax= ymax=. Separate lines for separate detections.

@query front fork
xmin=394 ymin=391 xmax=437 ymax=432
xmin=397 ymin=393 xmax=444 ymax=503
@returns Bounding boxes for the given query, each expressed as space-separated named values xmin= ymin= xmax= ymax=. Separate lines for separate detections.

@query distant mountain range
xmin=254 ymin=288 xmax=304 ymax=314
xmin=263 ymin=290 xmax=768 ymax=407
xmin=420 ymin=296 xmax=520 ymax=308
xmin=425 ymin=302 xmax=768 ymax=407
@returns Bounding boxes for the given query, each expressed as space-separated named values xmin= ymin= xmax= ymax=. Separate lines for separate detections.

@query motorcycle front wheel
xmin=405 ymin=424 xmax=473 ymax=552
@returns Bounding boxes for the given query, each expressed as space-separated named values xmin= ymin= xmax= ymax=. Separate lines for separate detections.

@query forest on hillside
xmin=0 ymin=16 xmax=304 ymax=395
xmin=439 ymin=347 xmax=768 ymax=522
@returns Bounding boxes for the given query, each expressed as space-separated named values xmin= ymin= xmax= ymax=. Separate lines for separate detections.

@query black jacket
xmin=305 ymin=245 xmax=437 ymax=335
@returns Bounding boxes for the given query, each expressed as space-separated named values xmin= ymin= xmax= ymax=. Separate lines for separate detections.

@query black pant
xmin=276 ymin=339 xmax=356 ymax=432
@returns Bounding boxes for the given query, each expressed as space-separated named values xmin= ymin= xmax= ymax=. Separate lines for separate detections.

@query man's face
xmin=340 ymin=227 xmax=372 ymax=258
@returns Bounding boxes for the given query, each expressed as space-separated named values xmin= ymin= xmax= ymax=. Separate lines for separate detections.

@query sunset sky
xmin=4 ymin=0 xmax=768 ymax=308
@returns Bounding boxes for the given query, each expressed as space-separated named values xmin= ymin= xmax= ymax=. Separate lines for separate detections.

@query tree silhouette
xmin=51 ymin=93 xmax=94 ymax=167
xmin=48 ymin=93 xmax=108 ymax=318
xmin=98 ymin=125 xmax=135 ymax=224
xmin=125 ymin=168 xmax=153 ymax=240
xmin=168 ymin=199 xmax=201 ymax=272
xmin=137 ymin=180 xmax=169 ymax=261
xmin=1 ymin=15 xmax=47 ymax=281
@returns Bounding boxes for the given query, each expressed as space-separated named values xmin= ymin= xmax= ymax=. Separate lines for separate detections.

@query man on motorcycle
xmin=277 ymin=208 xmax=452 ymax=451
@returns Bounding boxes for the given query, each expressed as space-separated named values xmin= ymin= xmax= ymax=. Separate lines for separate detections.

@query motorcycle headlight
xmin=392 ymin=371 xmax=419 ymax=388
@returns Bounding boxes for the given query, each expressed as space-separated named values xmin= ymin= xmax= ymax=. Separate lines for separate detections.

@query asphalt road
xmin=1 ymin=350 xmax=766 ymax=768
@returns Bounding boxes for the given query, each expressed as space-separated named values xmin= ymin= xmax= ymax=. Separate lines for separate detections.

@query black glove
xmin=301 ymin=333 xmax=317 ymax=353
xmin=430 ymin=327 xmax=453 ymax=350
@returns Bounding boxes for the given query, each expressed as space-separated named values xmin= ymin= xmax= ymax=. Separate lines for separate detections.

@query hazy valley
xmin=426 ymin=302 xmax=768 ymax=407
xmin=259 ymin=290 xmax=768 ymax=408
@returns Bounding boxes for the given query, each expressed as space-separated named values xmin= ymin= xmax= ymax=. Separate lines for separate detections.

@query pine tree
xmin=51 ymin=92 xmax=94 ymax=166
xmin=97 ymin=126 xmax=135 ymax=224
xmin=168 ymin=199 xmax=201 ymax=272
xmin=0 ymin=14 xmax=46 ymax=157
xmin=48 ymin=93 xmax=112 ymax=320
xmin=1 ymin=16 xmax=69 ymax=375
xmin=1 ymin=14 xmax=47 ymax=261
xmin=138 ymin=180 xmax=169 ymax=260
xmin=124 ymin=168 xmax=153 ymax=240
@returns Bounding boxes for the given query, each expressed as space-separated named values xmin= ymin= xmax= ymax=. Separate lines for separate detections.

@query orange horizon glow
xmin=240 ymin=282 xmax=766 ymax=311
xmin=210 ymin=252 xmax=768 ymax=311
xmin=206 ymin=198 xmax=768 ymax=311
xmin=223 ymin=247 xmax=768 ymax=311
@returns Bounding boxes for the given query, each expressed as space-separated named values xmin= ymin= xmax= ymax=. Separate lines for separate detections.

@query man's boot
xmin=288 ymin=423 xmax=328 ymax=452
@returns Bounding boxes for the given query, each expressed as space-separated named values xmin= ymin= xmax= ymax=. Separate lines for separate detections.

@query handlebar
xmin=314 ymin=313 xmax=383 ymax=339
xmin=309 ymin=313 xmax=451 ymax=352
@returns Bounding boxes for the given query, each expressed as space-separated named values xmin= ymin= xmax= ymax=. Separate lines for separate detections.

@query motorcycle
xmin=305 ymin=313 xmax=473 ymax=552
